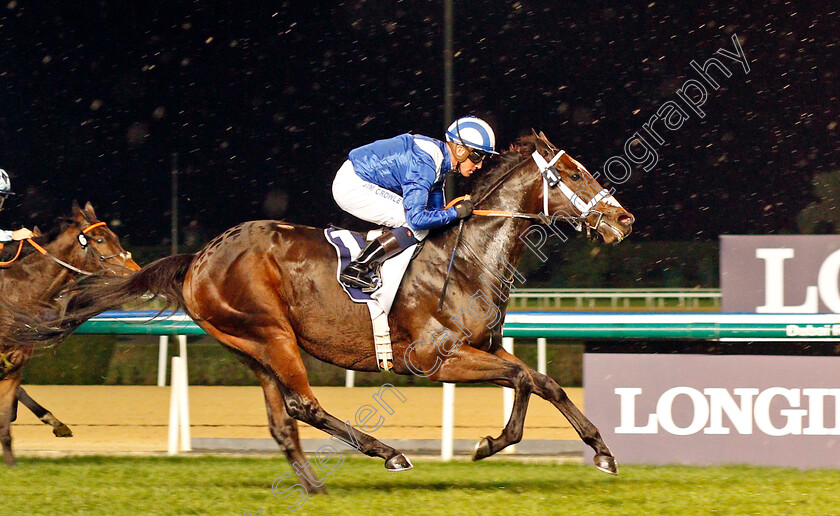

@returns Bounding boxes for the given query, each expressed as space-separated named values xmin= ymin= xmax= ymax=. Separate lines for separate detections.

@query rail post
xmin=537 ymin=337 xmax=547 ymax=375
xmin=157 ymin=336 xmax=168 ymax=387
xmin=502 ymin=337 xmax=516 ymax=454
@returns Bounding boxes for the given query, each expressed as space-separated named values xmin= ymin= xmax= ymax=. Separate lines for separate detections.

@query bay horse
xmin=12 ymin=133 xmax=633 ymax=491
xmin=0 ymin=201 xmax=139 ymax=465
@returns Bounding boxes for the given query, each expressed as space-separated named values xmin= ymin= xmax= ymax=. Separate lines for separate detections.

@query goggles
xmin=468 ymin=148 xmax=488 ymax=164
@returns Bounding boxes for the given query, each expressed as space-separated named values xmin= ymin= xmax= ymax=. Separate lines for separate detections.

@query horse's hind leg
xmin=208 ymin=324 xmax=412 ymax=471
xmin=261 ymin=376 xmax=333 ymax=493
xmin=0 ymin=374 xmax=22 ymax=466
xmin=236 ymin=352 xmax=327 ymax=494
xmin=16 ymin=387 xmax=73 ymax=437
xmin=492 ymin=347 xmax=617 ymax=474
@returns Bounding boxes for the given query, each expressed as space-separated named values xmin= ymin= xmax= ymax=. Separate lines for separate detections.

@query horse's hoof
xmin=53 ymin=424 xmax=73 ymax=438
xmin=385 ymin=453 xmax=413 ymax=472
xmin=307 ymin=483 xmax=328 ymax=495
xmin=594 ymin=454 xmax=618 ymax=475
xmin=472 ymin=436 xmax=493 ymax=461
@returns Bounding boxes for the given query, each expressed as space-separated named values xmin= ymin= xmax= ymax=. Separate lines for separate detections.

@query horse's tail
xmin=6 ymin=254 xmax=195 ymax=348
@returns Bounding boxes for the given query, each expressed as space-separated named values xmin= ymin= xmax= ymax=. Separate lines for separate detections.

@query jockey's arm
xmin=0 ymin=227 xmax=39 ymax=264
xmin=403 ymin=162 xmax=458 ymax=230
xmin=0 ymin=227 xmax=34 ymax=241
xmin=427 ymin=185 xmax=445 ymax=210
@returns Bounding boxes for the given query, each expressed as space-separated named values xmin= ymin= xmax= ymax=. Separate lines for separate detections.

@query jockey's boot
xmin=340 ymin=229 xmax=407 ymax=292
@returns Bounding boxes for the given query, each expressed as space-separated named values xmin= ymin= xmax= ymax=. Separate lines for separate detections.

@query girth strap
xmin=369 ymin=309 xmax=394 ymax=371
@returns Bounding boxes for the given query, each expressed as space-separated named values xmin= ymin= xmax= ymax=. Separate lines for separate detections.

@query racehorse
xmin=10 ymin=133 xmax=633 ymax=491
xmin=0 ymin=201 xmax=139 ymax=465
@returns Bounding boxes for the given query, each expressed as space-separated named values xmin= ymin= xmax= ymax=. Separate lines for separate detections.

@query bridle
xmin=438 ymin=140 xmax=621 ymax=310
xmin=1 ymin=220 xmax=133 ymax=276
xmin=75 ymin=221 xmax=134 ymax=268
xmin=465 ymin=141 xmax=616 ymax=235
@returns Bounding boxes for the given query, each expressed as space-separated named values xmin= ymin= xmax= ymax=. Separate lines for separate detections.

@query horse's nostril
xmin=619 ymin=213 xmax=634 ymax=226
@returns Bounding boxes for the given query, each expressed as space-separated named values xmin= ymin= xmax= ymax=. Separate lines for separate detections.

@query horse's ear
xmin=71 ymin=200 xmax=83 ymax=219
xmin=537 ymin=130 xmax=555 ymax=149
xmin=510 ymin=143 xmax=528 ymax=159
xmin=84 ymin=202 xmax=97 ymax=219
xmin=33 ymin=226 xmax=42 ymax=236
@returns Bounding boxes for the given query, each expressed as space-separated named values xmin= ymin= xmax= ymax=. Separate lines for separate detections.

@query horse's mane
xmin=30 ymin=217 xmax=81 ymax=247
xmin=469 ymin=133 xmax=544 ymax=201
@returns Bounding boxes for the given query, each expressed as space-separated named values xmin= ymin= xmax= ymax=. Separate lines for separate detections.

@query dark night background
xmin=0 ymin=1 xmax=837 ymax=250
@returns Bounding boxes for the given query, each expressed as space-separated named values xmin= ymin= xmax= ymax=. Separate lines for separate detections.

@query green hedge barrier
xmin=22 ymin=335 xmax=583 ymax=387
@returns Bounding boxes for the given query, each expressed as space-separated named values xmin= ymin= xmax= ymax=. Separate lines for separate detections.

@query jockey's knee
xmin=402 ymin=226 xmax=429 ymax=241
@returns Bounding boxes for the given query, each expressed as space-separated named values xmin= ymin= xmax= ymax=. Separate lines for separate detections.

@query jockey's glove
xmin=11 ymin=228 xmax=34 ymax=241
xmin=454 ymin=199 xmax=474 ymax=219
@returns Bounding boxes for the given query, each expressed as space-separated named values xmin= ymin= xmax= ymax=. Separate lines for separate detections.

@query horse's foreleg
xmin=423 ymin=345 xmax=533 ymax=461
xmin=16 ymin=387 xmax=73 ymax=437
xmin=491 ymin=347 xmax=617 ymax=474
xmin=0 ymin=374 xmax=22 ymax=466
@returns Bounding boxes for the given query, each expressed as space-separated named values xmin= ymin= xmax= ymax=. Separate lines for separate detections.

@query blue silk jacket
xmin=348 ymin=134 xmax=458 ymax=231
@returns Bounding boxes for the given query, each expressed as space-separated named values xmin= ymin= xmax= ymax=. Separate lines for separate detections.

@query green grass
xmin=3 ymin=456 xmax=840 ymax=515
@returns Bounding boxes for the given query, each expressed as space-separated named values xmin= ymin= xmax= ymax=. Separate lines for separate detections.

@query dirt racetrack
xmin=13 ymin=385 xmax=582 ymax=454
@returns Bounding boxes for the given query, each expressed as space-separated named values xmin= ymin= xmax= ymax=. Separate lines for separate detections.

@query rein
xmin=0 ymin=240 xmax=24 ymax=267
xmin=25 ymin=237 xmax=93 ymax=275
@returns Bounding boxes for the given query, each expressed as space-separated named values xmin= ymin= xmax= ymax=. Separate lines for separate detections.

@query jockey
xmin=332 ymin=116 xmax=498 ymax=292
xmin=0 ymin=169 xmax=34 ymax=244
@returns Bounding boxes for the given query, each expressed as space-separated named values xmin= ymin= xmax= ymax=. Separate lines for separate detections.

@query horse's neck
xmin=1 ymin=263 xmax=73 ymax=305
xmin=460 ymin=163 xmax=542 ymax=277
xmin=424 ymin=165 xmax=541 ymax=294
xmin=1 ymin=237 xmax=79 ymax=304
xmin=458 ymin=215 xmax=532 ymax=292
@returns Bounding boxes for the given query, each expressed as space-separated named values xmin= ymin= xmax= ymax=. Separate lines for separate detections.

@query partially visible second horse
xmin=11 ymin=133 xmax=633 ymax=491
xmin=0 ymin=201 xmax=139 ymax=465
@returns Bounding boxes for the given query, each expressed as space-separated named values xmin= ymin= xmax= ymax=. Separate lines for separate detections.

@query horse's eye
xmin=571 ymin=174 xmax=581 ymax=181
xmin=96 ymin=238 xmax=104 ymax=244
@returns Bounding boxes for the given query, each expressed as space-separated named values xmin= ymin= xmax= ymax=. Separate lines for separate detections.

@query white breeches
xmin=332 ymin=160 xmax=429 ymax=240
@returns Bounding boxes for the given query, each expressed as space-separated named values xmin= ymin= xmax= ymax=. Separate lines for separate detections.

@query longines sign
xmin=584 ymin=354 xmax=840 ymax=468
xmin=721 ymin=235 xmax=840 ymax=313
xmin=580 ymin=236 xmax=840 ymax=468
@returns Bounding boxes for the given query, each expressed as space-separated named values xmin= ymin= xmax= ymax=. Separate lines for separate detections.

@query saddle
xmin=325 ymin=227 xmax=419 ymax=308
xmin=325 ymin=227 xmax=419 ymax=371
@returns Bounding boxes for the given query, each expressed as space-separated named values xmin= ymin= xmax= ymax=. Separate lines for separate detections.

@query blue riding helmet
xmin=445 ymin=116 xmax=499 ymax=155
